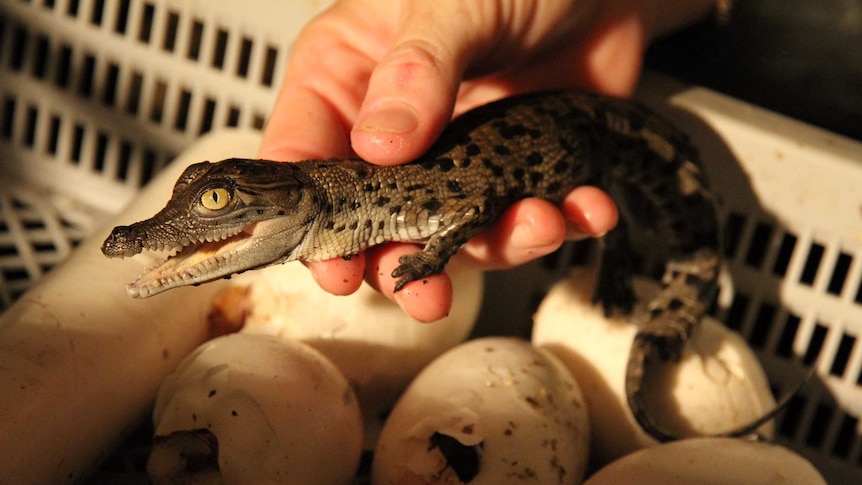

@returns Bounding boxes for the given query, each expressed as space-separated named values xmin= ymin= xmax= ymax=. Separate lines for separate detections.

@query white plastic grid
xmin=1 ymin=0 xmax=861 ymax=482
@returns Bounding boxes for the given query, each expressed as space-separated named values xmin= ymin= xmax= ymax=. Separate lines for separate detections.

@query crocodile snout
xmin=101 ymin=226 xmax=144 ymax=258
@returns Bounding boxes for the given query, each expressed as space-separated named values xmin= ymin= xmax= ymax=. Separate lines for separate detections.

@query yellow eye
xmin=200 ymin=188 xmax=231 ymax=210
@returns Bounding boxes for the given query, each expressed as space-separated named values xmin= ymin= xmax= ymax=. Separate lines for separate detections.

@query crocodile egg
xmin=148 ymin=333 xmax=363 ymax=485
xmin=584 ymin=437 xmax=825 ymax=484
xmin=532 ymin=267 xmax=776 ymax=466
xmin=228 ymin=262 xmax=483 ymax=423
xmin=373 ymin=337 xmax=590 ymax=485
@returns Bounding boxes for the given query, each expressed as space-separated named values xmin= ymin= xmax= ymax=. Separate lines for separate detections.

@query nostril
xmin=101 ymin=226 xmax=138 ymax=257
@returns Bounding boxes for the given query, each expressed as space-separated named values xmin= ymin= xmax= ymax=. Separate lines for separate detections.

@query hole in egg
xmin=429 ymin=432 xmax=484 ymax=483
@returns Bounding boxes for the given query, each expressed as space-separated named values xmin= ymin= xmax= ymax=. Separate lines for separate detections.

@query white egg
xmin=584 ymin=437 xmax=825 ymax=484
xmin=532 ymin=267 xmax=776 ymax=465
xmin=148 ymin=333 xmax=363 ymax=485
xmin=373 ymin=337 xmax=590 ymax=485
xmin=230 ymin=263 xmax=483 ymax=422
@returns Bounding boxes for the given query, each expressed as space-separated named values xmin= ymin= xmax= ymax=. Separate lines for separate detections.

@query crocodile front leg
xmin=391 ymin=203 xmax=493 ymax=291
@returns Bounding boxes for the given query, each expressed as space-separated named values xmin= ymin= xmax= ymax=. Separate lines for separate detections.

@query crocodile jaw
xmin=125 ymin=221 xmax=287 ymax=298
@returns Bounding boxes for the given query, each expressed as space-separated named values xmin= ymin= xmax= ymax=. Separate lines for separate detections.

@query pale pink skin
xmin=259 ymin=0 xmax=717 ymax=322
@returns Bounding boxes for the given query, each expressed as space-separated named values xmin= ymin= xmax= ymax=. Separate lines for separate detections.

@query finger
xmin=458 ymin=186 xmax=618 ymax=271
xmin=561 ymin=186 xmax=619 ymax=239
xmin=304 ymin=253 xmax=367 ymax=296
xmin=350 ymin=3 xmax=476 ymax=165
xmin=563 ymin=2 xmax=647 ymax=97
xmin=364 ymin=244 xmax=454 ymax=323
xmin=259 ymin=89 xmax=355 ymax=161
xmin=461 ymin=198 xmax=567 ymax=271
xmin=258 ymin=4 xmax=387 ymax=160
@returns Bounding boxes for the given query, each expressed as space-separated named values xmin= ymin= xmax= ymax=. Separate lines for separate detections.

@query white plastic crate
xmin=1 ymin=0 xmax=861 ymax=483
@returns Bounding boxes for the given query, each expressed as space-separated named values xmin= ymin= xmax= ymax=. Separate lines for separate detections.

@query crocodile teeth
xmin=124 ymin=221 xmax=275 ymax=298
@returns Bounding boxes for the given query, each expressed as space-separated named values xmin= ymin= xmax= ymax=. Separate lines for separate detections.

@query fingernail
xmin=568 ymin=208 xmax=605 ymax=240
xmin=358 ymin=103 xmax=419 ymax=134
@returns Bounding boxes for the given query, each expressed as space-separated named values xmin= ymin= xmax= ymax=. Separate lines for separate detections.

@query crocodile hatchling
xmin=102 ymin=90 xmax=778 ymax=441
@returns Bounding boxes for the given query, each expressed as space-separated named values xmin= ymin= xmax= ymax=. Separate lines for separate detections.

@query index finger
xmin=258 ymin=84 xmax=353 ymax=161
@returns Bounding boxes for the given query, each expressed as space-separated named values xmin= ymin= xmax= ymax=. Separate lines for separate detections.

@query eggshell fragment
xmin=584 ymin=437 xmax=826 ymax=485
xmin=373 ymin=337 xmax=590 ymax=485
xmin=148 ymin=333 xmax=363 ymax=485
xmin=231 ymin=263 xmax=483 ymax=421
xmin=532 ymin=267 xmax=776 ymax=465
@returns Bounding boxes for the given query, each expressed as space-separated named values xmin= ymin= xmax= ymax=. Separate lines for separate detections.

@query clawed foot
xmin=391 ymin=251 xmax=446 ymax=292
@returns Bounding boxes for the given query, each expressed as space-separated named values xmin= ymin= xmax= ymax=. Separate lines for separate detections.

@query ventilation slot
xmin=803 ymin=323 xmax=829 ymax=366
xmin=776 ymin=313 xmax=801 ymax=358
xmin=261 ymin=45 xmax=278 ymax=87
xmin=744 ymin=221 xmax=774 ymax=268
xmin=46 ymin=114 xmax=61 ymax=155
xmin=65 ymin=0 xmax=81 ymax=17
xmin=162 ymin=11 xmax=180 ymax=52
xmin=124 ymin=71 xmax=144 ymax=115
xmin=23 ymin=104 xmax=37 ymax=148
xmin=800 ymin=243 xmax=825 ymax=286
xmin=9 ymin=24 xmax=28 ymax=72
xmin=55 ymin=44 xmax=73 ymax=88
xmin=138 ymin=2 xmax=155 ymax=43
xmin=102 ymin=62 xmax=120 ymax=106
xmin=772 ymin=232 xmax=797 ymax=277
xmin=212 ymin=28 xmax=229 ymax=69
xmin=749 ymin=301 xmax=777 ymax=349
xmin=778 ymin=393 xmax=805 ymax=440
xmin=69 ymin=123 xmax=85 ymax=164
xmin=2 ymin=95 xmax=16 ymax=140
xmin=200 ymin=97 xmax=216 ymax=135
xmin=827 ymin=252 xmax=853 ymax=297
xmin=805 ymin=403 xmax=834 ymax=449
xmin=31 ymin=34 xmax=50 ymax=79
xmin=723 ymin=211 xmax=746 ymax=258
xmin=829 ymin=333 xmax=855 ymax=378
xmin=831 ymin=414 xmax=858 ymax=459
xmin=187 ymin=20 xmax=204 ymax=60
xmin=78 ymin=53 xmax=97 ymax=97
xmin=236 ymin=36 xmax=253 ymax=78
xmin=149 ymin=78 xmax=167 ymax=123
xmin=114 ymin=0 xmax=131 ymax=35
xmin=90 ymin=0 xmax=105 ymax=26
xmin=173 ymin=88 xmax=191 ymax=131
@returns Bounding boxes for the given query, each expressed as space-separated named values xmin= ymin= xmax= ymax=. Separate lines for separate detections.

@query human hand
xmin=259 ymin=0 xmax=718 ymax=322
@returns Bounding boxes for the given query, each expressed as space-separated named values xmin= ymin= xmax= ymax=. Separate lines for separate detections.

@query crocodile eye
xmin=200 ymin=188 xmax=231 ymax=210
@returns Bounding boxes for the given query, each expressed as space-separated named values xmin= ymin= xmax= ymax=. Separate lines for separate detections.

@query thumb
xmin=350 ymin=3 xmax=476 ymax=166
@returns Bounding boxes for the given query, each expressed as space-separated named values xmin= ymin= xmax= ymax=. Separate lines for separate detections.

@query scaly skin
xmin=102 ymin=90 xmax=772 ymax=441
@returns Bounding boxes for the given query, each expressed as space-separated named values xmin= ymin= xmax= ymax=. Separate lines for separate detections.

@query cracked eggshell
xmin=231 ymin=263 xmax=483 ymax=420
xmin=148 ymin=333 xmax=363 ymax=485
xmin=532 ymin=267 xmax=776 ymax=466
xmin=584 ymin=437 xmax=826 ymax=485
xmin=372 ymin=337 xmax=590 ymax=485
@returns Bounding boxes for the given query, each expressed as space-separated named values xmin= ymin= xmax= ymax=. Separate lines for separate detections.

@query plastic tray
xmin=1 ymin=0 xmax=861 ymax=483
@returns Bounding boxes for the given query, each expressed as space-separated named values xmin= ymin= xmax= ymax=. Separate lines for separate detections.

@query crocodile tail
xmin=626 ymin=246 xmax=801 ymax=442
xmin=626 ymin=330 xmax=806 ymax=442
